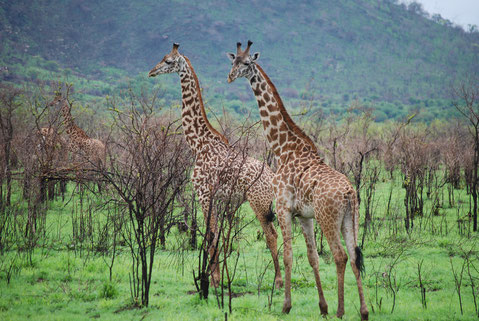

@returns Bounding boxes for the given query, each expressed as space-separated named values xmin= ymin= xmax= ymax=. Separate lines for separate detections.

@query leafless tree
xmin=101 ymin=92 xmax=192 ymax=307
xmin=346 ymin=111 xmax=379 ymax=205
xmin=0 ymin=85 xmax=23 ymax=208
xmin=453 ymin=76 xmax=479 ymax=231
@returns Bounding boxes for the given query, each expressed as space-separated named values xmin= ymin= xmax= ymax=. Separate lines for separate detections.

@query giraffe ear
xmin=251 ymin=52 xmax=260 ymax=61
xmin=226 ymin=52 xmax=236 ymax=62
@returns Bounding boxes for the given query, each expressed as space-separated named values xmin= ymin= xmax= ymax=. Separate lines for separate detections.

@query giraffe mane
xmin=255 ymin=64 xmax=318 ymax=154
xmin=182 ymin=56 xmax=229 ymax=145
xmin=61 ymin=99 xmax=91 ymax=140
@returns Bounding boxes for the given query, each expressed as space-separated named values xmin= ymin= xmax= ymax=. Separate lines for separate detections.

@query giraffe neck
xmin=178 ymin=56 xmax=228 ymax=152
xmin=61 ymin=102 xmax=76 ymax=134
xmin=61 ymin=101 xmax=88 ymax=141
xmin=248 ymin=64 xmax=318 ymax=162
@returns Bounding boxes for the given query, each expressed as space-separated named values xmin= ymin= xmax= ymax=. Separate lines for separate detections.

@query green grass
xmin=0 ymin=177 xmax=478 ymax=320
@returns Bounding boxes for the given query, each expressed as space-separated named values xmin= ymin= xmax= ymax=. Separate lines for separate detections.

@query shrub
xmin=99 ymin=281 xmax=118 ymax=299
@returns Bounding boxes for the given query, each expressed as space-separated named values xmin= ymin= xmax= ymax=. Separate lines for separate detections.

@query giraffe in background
xmin=227 ymin=41 xmax=368 ymax=320
xmin=37 ymin=127 xmax=68 ymax=168
xmin=36 ymin=126 xmax=68 ymax=199
xmin=148 ymin=43 xmax=283 ymax=288
xmin=48 ymin=94 xmax=106 ymax=171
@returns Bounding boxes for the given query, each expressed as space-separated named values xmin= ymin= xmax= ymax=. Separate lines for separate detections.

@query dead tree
xmin=102 ymin=93 xmax=191 ymax=307
xmin=453 ymin=77 xmax=479 ymax=232
xmin=0 ymin=85 xmax=23 ymax=208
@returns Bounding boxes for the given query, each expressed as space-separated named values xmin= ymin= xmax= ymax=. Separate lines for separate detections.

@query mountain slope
xmin=1 ymin=0 xmax=478 ymax=120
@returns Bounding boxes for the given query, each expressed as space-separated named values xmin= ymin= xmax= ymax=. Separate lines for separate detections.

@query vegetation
xmin=1 ymin=1 xmax=479 ymax=319
xmin=0 ymin=82 xmax=479 ymax=320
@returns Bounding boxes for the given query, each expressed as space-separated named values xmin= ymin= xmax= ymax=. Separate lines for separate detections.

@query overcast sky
xmin=410 ymin=0 xmax=479 ymax=27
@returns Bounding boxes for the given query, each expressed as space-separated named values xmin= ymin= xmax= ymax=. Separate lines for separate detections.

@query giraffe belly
xmin=215 ymin=187 xmax=246 ymax=204
xmin=296 ymin=203 xmax=315 ymax=219
xmin=290 ymin=195 xmax=315 ymax=219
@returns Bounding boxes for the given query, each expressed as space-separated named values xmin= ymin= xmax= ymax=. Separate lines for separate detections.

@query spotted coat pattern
xmin=227 ymin=42 xmax=368 ymax=320
xmin=49 ymin=96 xmax=106 ymax=170
xmin=37 ymin=127 xmax=68 ymax=168
xmin=149 ymin=44 xmax=282 ymax=288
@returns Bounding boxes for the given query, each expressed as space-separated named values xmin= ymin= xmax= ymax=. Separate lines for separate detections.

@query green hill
xmin=1 ymin=0 xmax=478 ymax=121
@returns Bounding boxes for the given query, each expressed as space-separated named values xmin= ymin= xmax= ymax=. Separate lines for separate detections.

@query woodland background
xmin=1 ymin=0 xmax=479 ymax=320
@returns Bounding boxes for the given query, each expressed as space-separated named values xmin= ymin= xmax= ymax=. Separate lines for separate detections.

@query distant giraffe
xmin=227 ymin=41 xmax=368 ymax=320
xmin=149 ymin=43 xmax=283 ymax=288
xmin=36 ymin=126 xmax=68 ymax=199
xmin=38 ymin=127 xmax=68 ymax=166
xmin=37 ymin=127 xmax=68 ymax=168
xmin=48 ymin=95 xmax=106 ymax=171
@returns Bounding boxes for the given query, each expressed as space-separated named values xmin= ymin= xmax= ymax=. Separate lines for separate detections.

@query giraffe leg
xmin=209 ymin=218 xmax=220 ymax=288
xmin=322 ymin=224 xmax=348 ymax=318
xmin=342 ymin=214 xmax=369 ymax=320
xmin=263 ymin=221 xmax=283 ymax=289
xmin=200 ymin=201 xmax=220 ymax=288
xmin=276 ymin=204 xmax=293 ymax=313
xmin=249 ymin=200 xmax=283 ymax=288
xmin=298 ymin=217 xmax=328 ymax=316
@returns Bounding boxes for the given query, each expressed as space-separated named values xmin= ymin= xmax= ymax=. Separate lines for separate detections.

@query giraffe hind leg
xmin=298 ymin=217 xmax=328 ymax=316
xmin=249 ymin=199 xmax=283 ymax=288
xmin=341 ymin=211 xmax=369 ymax=320
xmin=317 ymin=206 xmax=347 ymax=319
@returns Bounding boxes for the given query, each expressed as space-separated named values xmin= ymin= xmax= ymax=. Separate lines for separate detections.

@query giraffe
xmin=148 ymin=43 xmax=283 ymax=288
xmin=36 ymin=126 xmax=68 ymax=199
xmin=37 ymin=127 xmax=68 ymax=168
xmin=227 ymin=41 xmax=369 ymax=320
xmin=48 ymin=95 xmax=106 ymax=171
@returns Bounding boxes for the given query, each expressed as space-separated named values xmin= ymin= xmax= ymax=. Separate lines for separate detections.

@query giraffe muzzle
xmin=148 ymin=70 xmax=157 ymax=77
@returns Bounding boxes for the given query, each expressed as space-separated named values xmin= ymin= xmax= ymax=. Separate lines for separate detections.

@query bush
xmin=42 ymin=60 xmax=59 ymax=72
xmin=99 ymin=281 xmax=118 ymax=299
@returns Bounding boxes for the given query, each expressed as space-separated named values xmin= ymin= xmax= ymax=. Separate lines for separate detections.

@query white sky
xmin=409 ymin=0 xmax=479 ymax=27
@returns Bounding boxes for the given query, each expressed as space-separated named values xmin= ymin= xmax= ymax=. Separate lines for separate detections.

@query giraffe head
xmin=148 ymin=43 xmax=185 ymax=77
xmin=48 ymin=94 xmax=72 ymax=125
xmin=226 ymin=40 xmax=260 ymax=83
xmin=48 ymin=93 xmax=70 ymax=114
xmin=48 ymin=93 xmax=64 ymax=107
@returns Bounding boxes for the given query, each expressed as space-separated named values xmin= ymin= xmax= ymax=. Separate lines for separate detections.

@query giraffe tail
xmin=266 ymin=202 xmax=275 ymax=222
xmin=346 ymin=190 xmax=365 ymax=276
xmin=355 ymin=246 xmax=365 ymax=275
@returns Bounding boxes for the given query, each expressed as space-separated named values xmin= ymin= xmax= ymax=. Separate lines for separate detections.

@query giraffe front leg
xmin=276 ymin=203 xmax=293 ymax=313
xmin=200 ymin=200 xmax=220 ymax=288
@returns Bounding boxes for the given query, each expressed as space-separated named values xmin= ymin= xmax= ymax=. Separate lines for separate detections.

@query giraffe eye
xmin=165 ymin=60 xmax=173 ymax=65
xmin=244 ymin=61 xmax=250 ymax=66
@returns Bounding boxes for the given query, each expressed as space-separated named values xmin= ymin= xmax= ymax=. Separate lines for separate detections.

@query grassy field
xmin=0 ymin=176 xmax=478 ymax=321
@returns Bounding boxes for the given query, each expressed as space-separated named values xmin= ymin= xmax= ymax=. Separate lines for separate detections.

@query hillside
xmin=1 ymin=0 xmax=478 ymax=121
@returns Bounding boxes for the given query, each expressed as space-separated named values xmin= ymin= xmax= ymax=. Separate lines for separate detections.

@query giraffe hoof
xmin=282 ymin=303 xmax=292 ymax=314
xmin=210 ymin=275 xmax=220 ymax=288
xmin=275 ymin=278 xmax=284 ymax=289
xmin=319 ymin=302 xmax=328 ymax=316
xmin=336 ymin=310 xmax=345 ymax=319
xmin=361 ymin=311 xmax=369 ymax=320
